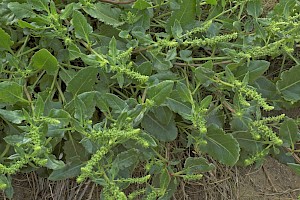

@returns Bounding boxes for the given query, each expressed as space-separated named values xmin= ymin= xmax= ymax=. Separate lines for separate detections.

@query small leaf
xmin=63 ymin=140 xmax=88 ymax=162
xmin=72 ymin=10 xmax=93 ymax=42
xmin=176 ymin=81 xmax=192 ymax=103
xmin=201 ymin=125 xmax=240 ymax=166
xmin=30 ymin=49 xmax=58 ymax=75
xmin=147 ymin=80 xmax=174 ymax=105
xmin=279 ymin=118 xmax=299 ymax=147
xmin=68 ymin=43 xmax=81 ymax=60
xmin=4 ymin=135 xmax=31 ymax=145
xmin=0 ymin=28 xmax=13 ymax=51
xmin=165 ymin=97 xmax=192 ymax=120
xmin=206 ymin=0 xmax=217 ymax=5
xmin=277 ymin=65 xmax=300 ymax=102
xmin=105 ymin=93 xmax=128 ymax=112
xmin=66 ymin=67 xmax=98 ymax=96
xmin=83 ymin=3 xmax=124 ymax=27
xmin=0 ymin=81 xmax=24 ymax=104
xmin=133 ymin=0 xmax=151 ymax=10
xmin=141 ymin=111 xmax=178 ymax=142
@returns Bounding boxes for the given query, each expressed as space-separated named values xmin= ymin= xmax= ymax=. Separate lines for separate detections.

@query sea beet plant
xmin=1 ymin=0 xmax=300 ymax=199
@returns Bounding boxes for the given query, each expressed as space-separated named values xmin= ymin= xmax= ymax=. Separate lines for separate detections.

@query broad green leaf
xmin=254 ymin=76 xmax=280 ymax=100
xmin=0 ymin=109 xmax=24 ymax=124
xmin=193 ymin=66 xmax=214 ymax=86
xmin=63 ymin=140 xmax=88 ymax=162
xmin=30 ymin=49 xmax=58 ymax=75
xmin=184 ymin=157 xmax=215 ymax=174
xmin=0 ymin=175 xmax=13 ymax=199
xmin=176 ymin=82 xmax=192 ymax=103
xmin=72 ymin=10 xmax=93 ymax=42
xmin=277 ymin=65 xmax=300 ymax=102
xmin=112 ymin=149 xmax=139 ymax=171
xmin=234 ymin=60 xmax=270 ymax=83
xmin=153 ymin=106 xmax=173 ymax=125
xmin=246 ymin=0 xmax=262 ymax=18
xmin=133 ymin=0 xmax=151 ymax=10
xmin=0 ymin=81 xmax=24 ymax=104
xmin=0 ymin=28 xmax=13 ymax=51
xmin=147 ymin=80 xmax=174 ymax=105
xmin=141 ymin=111 xmax=178 ymax=142
xmin=8 ymin=2 xmax=36 ymax=19
xmin=66 ymin=67 xmax=98 ymax=96
xmin=45 ymin=155 xmax=65 ymax=170
xmin=83 ymin=3 xmax=124 ymax=27
xmin=34 ymin=95 xmax=44 ymax=118
xmin=74 ymin=97 xmax=87 ymax=122
xmin=105 ymin=93 xmax=127 ymax=112
xmin=48 ymin=158 xmax=84 ymax=181
xmin=165 ymin=97 xmax=192 ymax=120
xmin=279 ymin=118 xmax=299 ymax=147
xmin=166 ymin=0 xmax=196 ymax=32
xmin=4 ymin=135 xmax=31 ymax=145
xmin=272 ymin=0 xmax=296 ymax=18
xmin=68 ymin=43 xmax=81 ymax=60
xmin=287 ymin=163 xmax=300 ymax=175
xmin=108 ymin=37 xmax=117 ymax=63
xmin=152 ymin=54 xmax=173 ymax=71
xmin=201 ymin=125 xmax=240 ymax=166
xmin=28 ymin=0 xmax=49 ymax=11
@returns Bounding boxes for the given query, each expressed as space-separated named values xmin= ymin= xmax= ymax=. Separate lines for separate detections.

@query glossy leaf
xmin=0 ymin=28 xmax=13 ymax=51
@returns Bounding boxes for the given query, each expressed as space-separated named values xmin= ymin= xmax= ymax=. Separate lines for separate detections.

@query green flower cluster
xmin=244 ymin=148 xmax=269 ymax=166
xmin=233 ymin=80 xmax=274 ymax=111
xmin=102 ymin=182 xmax=127 ymax=200
xmin=182 ymin=174 xmax=203 ymax=181
xmin=249 ymin=120 xmax=283 ymax=145
xmin=182 ymin=21 xmax=212 ymax=38
xmin=183 ymin=33 xmax=238 ymax=47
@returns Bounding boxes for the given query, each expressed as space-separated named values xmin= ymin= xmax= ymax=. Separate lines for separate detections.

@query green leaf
xmin=72 ymin=10 xmax=93 ymax=43
xmin=166 ymin=0 xmax=196 ymax=32
xmin=4 ymin=135 xmax=31 ymax=145
xmin=112 ymin=149 xmax=139 ymax=171
xmin=206 ymin=0 xmax=217 ymax=5
xmin=105 ymin=93 xmax=128 ymax=112
xmin=63 ymin=140 xmax=88 ymax=162
xmin=184 ymin=157 xmax=215 ymax=174
xmin=83 ymin=3 xmax=124 ymax=27
xmin=0 ymin=81 xmax=24 ymax=104
xmin=246 ymin=0 xmax=262 ymax=18
xmin=45 ymin=155 xmax=65 ymax=170
xmin=165 ymin=97 xmax=192 ymax=120
xmin=28 ymin=0 xmax=49 ymax=11
xmin=48 ymin=158 xmax=84 ymax=181
xmin=8 ymin=2 xmax=36 ymax=19
xmin=287 ymin=163 xmax=300 ymax=175
xmin=133 ymin=0 xmax=151 ymax=10
xmin=30 ymin=49 xmax=58 ymax=75
xmin=160 ymin=169 xmax=170 ymax=192
xmin=234 ymin=60 xmax=270 ymax=83
xmin=279 ymin=118 xmax=299 ymax=147
xmin=0 ymin=109 xmax=24 ymax=124
xmin=66 ymin=67 xmax=98 ymax=96
xmin=277 ymin=65 xmax=300 ymax=102
xmin=141 ymin=111 xmax=178 ymax=142
xmin=201 ymin=125 xmax=240 ymax=166
xmin=176 ymin=81 xmax=192 ymax=103
xmin=147 ymin=80 xmax=174 ymax=105
xmin=68 ymin=43 xmax=81 ymax=60
xmin=152 ymin=54 xmax=173 ymax=71
xmin=0 ymin=28 xmax=13 ymax=51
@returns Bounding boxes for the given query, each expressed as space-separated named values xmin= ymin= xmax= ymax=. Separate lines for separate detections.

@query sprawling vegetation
xmin=1 ymin=0 xmax=300 ymax=199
